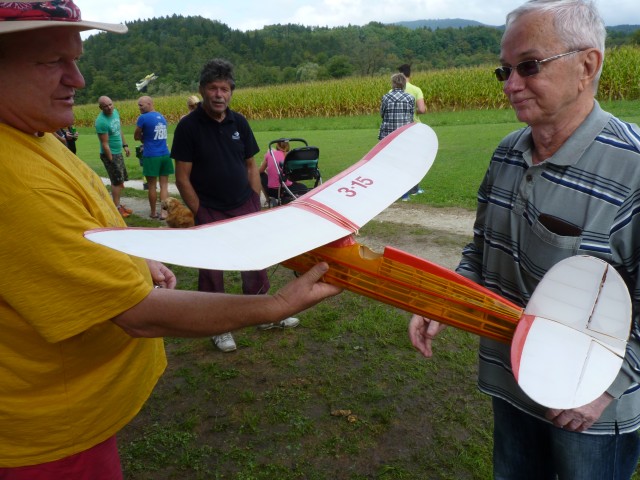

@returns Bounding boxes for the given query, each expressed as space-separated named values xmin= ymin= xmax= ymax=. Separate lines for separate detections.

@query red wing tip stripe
xmin=293 ymin=199 xmax=361 ymax=232
xmin=307 ymin=123 xmax=421 ymax=192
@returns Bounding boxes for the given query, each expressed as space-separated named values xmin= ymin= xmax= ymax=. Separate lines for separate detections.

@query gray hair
xmin=506 ymin=0 xmax=605 ymax=52
xmin=504 ymin=1 xmax=606 ymax=82
xmin=199 ymin=58 xmax=236 ymax=90
xmin=391 ymin=73 xmax=407 ymax=90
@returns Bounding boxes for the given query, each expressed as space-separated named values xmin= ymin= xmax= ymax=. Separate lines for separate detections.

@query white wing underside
xmin=85 ymin=123 xmax=438 ymax=270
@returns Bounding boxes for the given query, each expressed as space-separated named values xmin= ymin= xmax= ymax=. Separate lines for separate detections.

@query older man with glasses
xmin=409 ymin=1 xmax=640 ymax=478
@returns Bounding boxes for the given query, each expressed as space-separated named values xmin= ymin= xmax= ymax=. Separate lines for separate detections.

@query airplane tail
xmin=283 ymin=243 xmax=631 ymax=409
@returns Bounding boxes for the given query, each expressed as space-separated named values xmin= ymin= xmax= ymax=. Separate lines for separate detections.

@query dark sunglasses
xmin=494 ymin=50 xmax=584 ymax=82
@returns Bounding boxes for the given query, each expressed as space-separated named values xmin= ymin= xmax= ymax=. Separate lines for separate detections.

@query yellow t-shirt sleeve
xmin=0 ymin=187 xmax=151 ymax=342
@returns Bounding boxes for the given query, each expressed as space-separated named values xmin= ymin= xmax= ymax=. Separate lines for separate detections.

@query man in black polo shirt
xmin=171 ymin=59 xmax=299 ymax=352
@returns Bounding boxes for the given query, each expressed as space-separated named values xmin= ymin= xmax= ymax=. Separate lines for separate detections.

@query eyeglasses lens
xmin=494 ymin=67 xmax=511 ymax=81
xmin=494 ymin=60 xmax=541 ymax=82
xmin=518 ymin=60 xmax=541 ymax=77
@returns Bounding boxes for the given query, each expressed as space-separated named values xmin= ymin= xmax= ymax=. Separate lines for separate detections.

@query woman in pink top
xmin=260 ymin=140 xmax=308 ymax=205
xmin=260 ymin=140 xmax=292 ymax=197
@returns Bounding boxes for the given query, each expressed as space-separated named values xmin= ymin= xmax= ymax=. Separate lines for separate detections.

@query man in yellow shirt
xmin=0 ymin=2 xmax=340 ymax=477
xmin=398 ymin=63 xmax=427 ymax=195
xmin=398 ymin=63 xmax=426 ymax=123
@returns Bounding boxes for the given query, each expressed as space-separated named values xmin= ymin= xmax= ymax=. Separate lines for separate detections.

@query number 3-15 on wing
xmin=338 ymin=176 xmax=374 ymax=197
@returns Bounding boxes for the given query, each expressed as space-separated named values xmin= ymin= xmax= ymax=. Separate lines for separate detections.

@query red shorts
xmin=0 ymin=436 xmax=122 ymax=480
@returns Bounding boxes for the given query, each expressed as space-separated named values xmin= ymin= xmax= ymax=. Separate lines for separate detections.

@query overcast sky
xmin=80 ymin=0 xmax=640 ymax=34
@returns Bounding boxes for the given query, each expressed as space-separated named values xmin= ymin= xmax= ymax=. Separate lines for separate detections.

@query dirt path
xmin=373 ymin=203 xmax=475 ymax=236
xmin=363 ymin=203 xmax=475 ymax=269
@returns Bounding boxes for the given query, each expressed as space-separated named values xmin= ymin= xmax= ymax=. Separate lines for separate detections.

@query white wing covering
xmin=84 ymin=123 xmax=438 ymax=270
xmin=86 ymin=208 xmax=352 ymax=270
xmin=511 ymin=255 xmax=631 ymax=409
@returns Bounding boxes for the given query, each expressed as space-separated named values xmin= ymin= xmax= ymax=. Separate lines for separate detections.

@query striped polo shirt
xmin=457 ymin=101 xmax=640 ymax=434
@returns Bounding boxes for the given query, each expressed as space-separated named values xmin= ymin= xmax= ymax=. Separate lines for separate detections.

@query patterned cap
xmin=0 ymin=0 xmax=127 ymax=33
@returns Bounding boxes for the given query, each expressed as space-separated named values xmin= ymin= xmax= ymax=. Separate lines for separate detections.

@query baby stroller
xmin=262 ymin=137 xmax=322 ymax=207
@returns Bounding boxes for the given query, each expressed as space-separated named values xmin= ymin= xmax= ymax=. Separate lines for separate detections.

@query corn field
xmin=73 ymin=45 xmax=640 ymax=126
xmin=599 ymin=46 xmax=640 ymax=101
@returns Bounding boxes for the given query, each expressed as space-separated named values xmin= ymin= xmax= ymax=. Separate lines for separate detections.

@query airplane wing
xmin=85 ymin=120 xmax=631 ymax=410
xmin=85 ymin=122 xmax=438 ymax=270
xmin=136 ymin=73 xmax=158 ymax=91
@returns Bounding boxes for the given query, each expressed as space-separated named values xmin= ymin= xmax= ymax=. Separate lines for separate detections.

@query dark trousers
xmin=492 ymin=397 xmax=640 ymax=480
xmin=195 ymin=192 xmax=269 ymax=295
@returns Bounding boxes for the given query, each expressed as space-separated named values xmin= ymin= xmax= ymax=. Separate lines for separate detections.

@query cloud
xmin=78 ymin=0 xmax=640 ymax=35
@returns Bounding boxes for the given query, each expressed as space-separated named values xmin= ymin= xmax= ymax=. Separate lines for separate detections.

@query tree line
xmin=76 ymin=14 xmax=639 ymax=105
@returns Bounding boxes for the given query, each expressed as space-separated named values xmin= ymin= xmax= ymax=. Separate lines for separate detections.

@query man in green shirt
xmin=95 ymin=96 xmax=132 ymax=217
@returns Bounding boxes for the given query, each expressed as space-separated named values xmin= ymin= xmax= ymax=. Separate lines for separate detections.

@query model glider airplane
xmin=85 ymin=122 xmax=631 ymax=410
xmin=136 ymin=73 xmax=158 ymax=92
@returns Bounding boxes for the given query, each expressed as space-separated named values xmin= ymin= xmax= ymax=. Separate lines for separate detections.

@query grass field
xmin=119 ymin=219 xmax=492 ymax=480
xmin=74 ymin=103 xmax=640 ymax=479
xmin=75 ymin=100 xmax=640 ymax=211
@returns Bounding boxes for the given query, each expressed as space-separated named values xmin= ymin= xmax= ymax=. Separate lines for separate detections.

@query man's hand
xmin=272 ymin=263 xmax=341 ymax=314
xmin=408 ymin=314 xmax=446 ymax=358
xmin=545 ymin=392 xmax=614 ymax=432
xmin=146 ymin=259 xmax=177 ymax=290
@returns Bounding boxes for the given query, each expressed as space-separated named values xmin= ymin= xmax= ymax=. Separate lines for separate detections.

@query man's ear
xmin=581 ymin=48 xmax=603 ymax=83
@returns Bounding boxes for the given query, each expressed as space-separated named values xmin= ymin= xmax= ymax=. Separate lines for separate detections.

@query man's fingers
xmin=301 ymin=262 xmax=330 ymax=282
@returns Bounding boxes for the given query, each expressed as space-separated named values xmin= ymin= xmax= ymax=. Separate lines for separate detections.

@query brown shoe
xmin=120 ymin=204 xmax=133 ymax=214
xmin=117 ymin=205 xmax=130 ymax=217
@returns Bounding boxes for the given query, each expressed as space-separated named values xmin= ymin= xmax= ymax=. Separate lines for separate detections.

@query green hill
xmin=76 ymin=15 xmax=639 ymax=106
xmin=394 ymin=19 xmax=498 ymax=29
